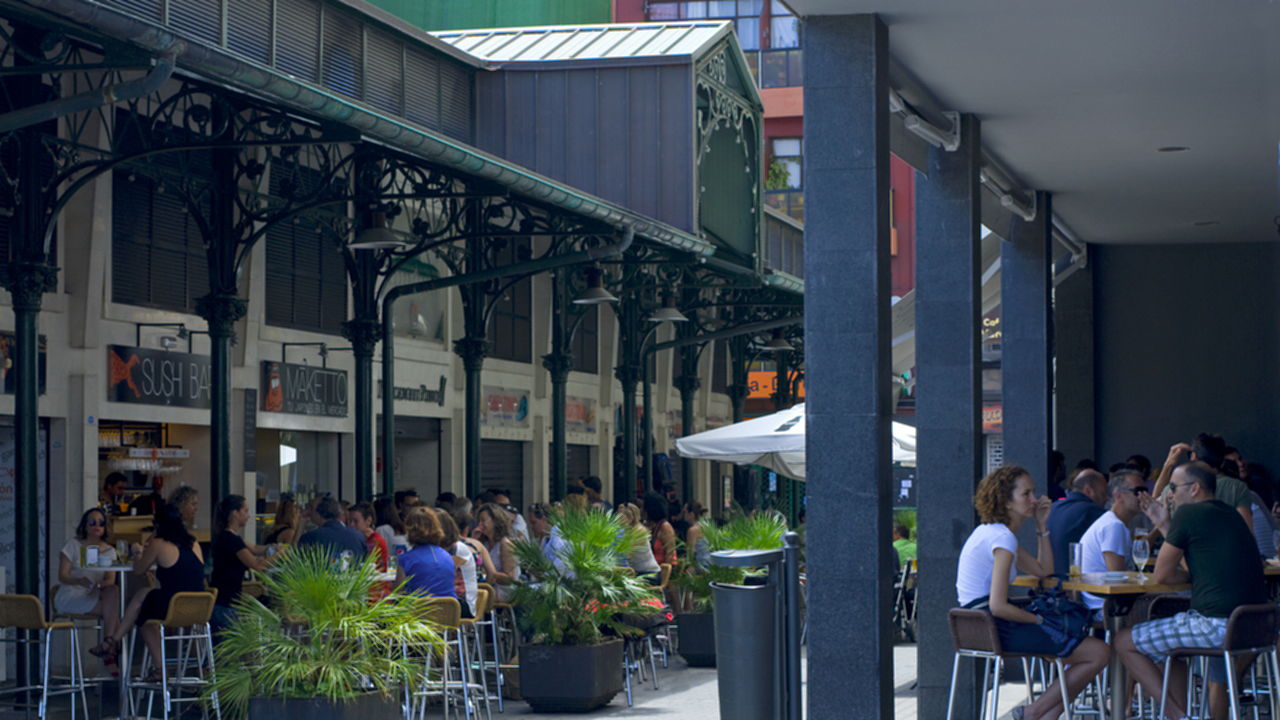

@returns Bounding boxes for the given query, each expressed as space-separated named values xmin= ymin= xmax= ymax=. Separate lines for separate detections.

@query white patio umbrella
xmin=674 ymin=403 xmax=916 ymax=481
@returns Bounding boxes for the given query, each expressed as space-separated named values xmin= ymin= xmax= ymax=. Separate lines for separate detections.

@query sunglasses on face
xmin=86 ymin=519 xmax=105 ymax=527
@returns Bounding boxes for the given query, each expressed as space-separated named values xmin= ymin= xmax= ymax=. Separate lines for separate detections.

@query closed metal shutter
xmin=480 ymin=439 xmax=525 ymax=510
xmin=111 ymin=170 xmax=210 ymax=312
xmin=566 ymin=444 xmax=592 ymax=486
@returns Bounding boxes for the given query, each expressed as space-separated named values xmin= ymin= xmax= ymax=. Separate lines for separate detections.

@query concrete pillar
xmin=915 ymin=114 xmax=983 ymax=720
xmin=1053 ymin=263 xmax=1094 ymax=466
xmin=1001 ymin=192 xmax=1054 ymax=495
xmin=803 ymin=14 xmax=894 ymax=719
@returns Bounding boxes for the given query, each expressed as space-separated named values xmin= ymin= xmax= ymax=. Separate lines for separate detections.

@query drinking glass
xmin=1132 ymin=538 xmax=1150 ymax=581
xmin=1068 ymin=542 xmax=1082 ymax=577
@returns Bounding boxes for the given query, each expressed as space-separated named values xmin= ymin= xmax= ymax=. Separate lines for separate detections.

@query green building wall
xmin=367 ymin=0 xmax=611 ymax=31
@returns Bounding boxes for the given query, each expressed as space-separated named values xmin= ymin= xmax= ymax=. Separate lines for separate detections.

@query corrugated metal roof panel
xmin=431 ymin=21 xmax=731 ymax=63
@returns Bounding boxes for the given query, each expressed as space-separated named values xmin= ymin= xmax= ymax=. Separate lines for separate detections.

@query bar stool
xmin=649 ymin=563 xmax=674 ymax=669
xmin=125 ymin=591 xmax=220 ymax=720
xmin=409 ymin=596 xmax=489 ymax=720
xmin=1158 ymin=604 xmax=1280 ymax=720
xmin=461 ymin=587 xmax=495 ymax=714
xmin=946 ymin=608 xmax=1072 ymax=720
xmin=476 ymin=583 xmax=518 ymax=712
xmin=0 ymin=593 xmax=89 ymax=720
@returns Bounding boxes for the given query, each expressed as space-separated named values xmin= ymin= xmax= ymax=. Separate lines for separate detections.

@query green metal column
xmin=344 ymin=313 xmax=380 ymax=502
xmin=613 ymin=299 xmax=642 ymax=503
xmin=454 ymin=333 xmax=488 ymax=500
xmin=381 ymin=309 xmax=397 ymax=497
xmin=542 ymin=271 xmax=573 ymax=502
xmin=674 ymin=368 xmax=700 ymax=506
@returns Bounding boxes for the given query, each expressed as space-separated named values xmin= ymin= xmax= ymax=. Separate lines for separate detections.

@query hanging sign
xmin=1 ymin=333 xmax=48 ymax=395
xmin=107 ymin=345 xmax=211 ymax=408
xmin=481 ymin=386 xmax=529 ymax=428
xmin=565 ymin=396 xmax=597 ymax=434
xmin=261 ymin=361 xmax=348 ymax=417
xmin=746 ymin=371 xmax=806 ymax=400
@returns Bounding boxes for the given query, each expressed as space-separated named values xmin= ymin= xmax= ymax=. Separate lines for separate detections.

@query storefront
xmin=255 ymin=359 xmax=350 ymax=511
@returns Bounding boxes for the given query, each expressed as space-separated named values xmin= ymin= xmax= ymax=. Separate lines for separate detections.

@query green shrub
xmin=671 ymin=511 xmax=787 ymax=614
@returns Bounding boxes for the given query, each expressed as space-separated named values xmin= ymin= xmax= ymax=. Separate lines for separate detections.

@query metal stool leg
xmin=945 ymin=653 xmax=961 ymax=720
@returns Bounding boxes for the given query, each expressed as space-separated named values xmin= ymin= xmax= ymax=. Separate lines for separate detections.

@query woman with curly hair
xmin=957 ymin=465 xmax=1109 ymax=720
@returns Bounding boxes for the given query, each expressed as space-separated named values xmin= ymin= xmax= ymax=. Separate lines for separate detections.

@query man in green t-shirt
xmin=1116 ymin=461 xmax=1265 ymax=720
xmin=1153 ymin=433 xmax=1253 ymax=532
xmin=891 ymin=525 xmax=916 ymax=565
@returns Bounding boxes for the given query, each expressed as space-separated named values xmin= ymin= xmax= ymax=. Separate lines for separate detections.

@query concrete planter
xmin=247 ymin=693 xmax=401 ymax=720
xmin=676 ymin=612 xmax=717 ymax=667
xmin=518 ymin=639 xmax=624 ymax=712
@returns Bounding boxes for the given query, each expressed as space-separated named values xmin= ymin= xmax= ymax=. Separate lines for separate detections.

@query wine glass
xmin=1132 ymin=538 xmax=1151 ymax=582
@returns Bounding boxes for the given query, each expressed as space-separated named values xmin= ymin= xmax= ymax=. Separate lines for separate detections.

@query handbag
xmin=1025 ymin=585 xmax=1093 ymax=643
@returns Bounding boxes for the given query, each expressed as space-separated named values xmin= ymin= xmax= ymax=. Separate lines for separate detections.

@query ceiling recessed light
xmin=1157 ymin=146 xmax=1189 ymax=153
xmin=1193 ymin=220 xmax=1219 ymax=227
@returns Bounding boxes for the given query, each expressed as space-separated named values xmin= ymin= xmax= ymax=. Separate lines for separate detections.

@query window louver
xmin=322 ymin=8 xmax=363 ymax=100
xmin=169 ymin=0 xmax=221 ymax=46
xmin=364 ymin=27 xmax=404 ymax=116
xmin=275 ymin=0 xmax=320 ymax=82
xmin=227 ymin=0 xmax=272 ymax=64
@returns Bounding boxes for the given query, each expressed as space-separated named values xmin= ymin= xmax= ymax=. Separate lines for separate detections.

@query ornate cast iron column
xmin=343 ymin=313 xmax=381 ymax=502
xmin=612 ymin=294 xmax=645 ymax=503
xmin=454 ymin=328 xmax=490 ymax=499
xmin=772 ymin=349 xmax=793 ymax=410
xmin=674 ymin=365 xmax=701 ymax=505
xmin=542 ymin=269 xmax=575 ymax=502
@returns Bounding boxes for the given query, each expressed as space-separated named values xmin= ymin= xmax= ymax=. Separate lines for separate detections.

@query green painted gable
xmin=366 ymin=0 xmax=611 ymax=31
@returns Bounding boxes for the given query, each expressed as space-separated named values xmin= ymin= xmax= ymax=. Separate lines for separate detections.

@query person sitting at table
xmin=397 ymin=506 xmax=458 ymax=601
xmin=1047 ymin=469 xmax=1107 ymax=577
xmin=643 ymin=492 xmax=678 ymax=566
xmin=1152 ymin=434 xmax=1254 ymax=533
xmin=59 ymin=508 xmax=121 ymax=666
xmin=100 ymin=473 xmax=128 ymax=515
xmin=434 ymin=508 xmax=477 ymax=617
xmin=211 ymin=495 xmax=273 ymax=628
xmin=616 ymin=503 xmax=662 ymax=584
xmin=93 ymin=504 xmax=205 ymax=681
xmin=1076 ymin=467 xmax=1148 ymax=618
xmin=296 ymin=496 xmax=367 ymax=560
xmin=348 ymin=502 xmax=388 ymax=570
xmin=263 ymin=495 xmax=300 ymax=545
xmin=472 ymin=503 xmax=521 ymax=602
xmin=169 ymin=486 xmax=200 ymax=530
xmin=1115 ymin=461 xmax=1266 ymax=720
xmin=957 ymin=465 xmax=1110 ymax=720
xmin=374 ymin=497 xmax=410 ymax=557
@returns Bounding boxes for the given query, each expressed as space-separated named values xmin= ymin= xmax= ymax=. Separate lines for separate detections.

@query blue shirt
xmin=297 ymin=521 xmax=368 ymax=560
xmin=541 ymin=526 xmax=572 ymax=576
xmin=1047 ymin=492 xmax=1106 ymax=576
xmin=400 ymin=544 xmax=457 ymax=599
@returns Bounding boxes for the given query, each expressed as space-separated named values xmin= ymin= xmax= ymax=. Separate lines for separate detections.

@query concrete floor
xmin=4 ymin=642 xmax=1037 ymax=719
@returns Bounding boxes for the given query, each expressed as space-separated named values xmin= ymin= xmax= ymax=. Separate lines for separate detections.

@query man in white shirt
xmin=1078 ymin=467 xmax=1149 ymax=616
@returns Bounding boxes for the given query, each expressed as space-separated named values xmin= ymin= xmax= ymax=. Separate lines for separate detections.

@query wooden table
xmin=1016 ymin=573 xmax=1190 ymax=720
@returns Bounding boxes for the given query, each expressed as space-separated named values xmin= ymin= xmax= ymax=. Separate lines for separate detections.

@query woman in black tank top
xmin=91 ymin=504 xmax=204 ymax=680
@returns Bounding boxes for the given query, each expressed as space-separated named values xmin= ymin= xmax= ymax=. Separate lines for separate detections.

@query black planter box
xmin=676 ymin=612 xmax=716 ymax=667
xmin=518 ymin=639 xmax=624 ymax=712
xmin=248 ymin=692 xmax=401 ymax=720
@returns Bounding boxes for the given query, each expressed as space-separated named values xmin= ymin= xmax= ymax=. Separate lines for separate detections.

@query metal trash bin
xmin=710 ymin=537 xmax=802 ymax=720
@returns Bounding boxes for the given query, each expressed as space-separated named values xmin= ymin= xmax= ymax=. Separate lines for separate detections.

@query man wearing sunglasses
xmin=1076 ymin=467 xmax=1150 ymax=615
xmin=1116 ymin=461 xmax=1266 ymax=720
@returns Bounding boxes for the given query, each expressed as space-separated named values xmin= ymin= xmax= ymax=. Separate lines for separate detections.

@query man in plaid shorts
xmin=1115 ymin=461 xmax=1266 ymax=720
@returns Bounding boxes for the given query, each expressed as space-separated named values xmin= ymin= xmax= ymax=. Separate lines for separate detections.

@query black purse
xmin=1025 ymin=585 xmax=1093 ymax=641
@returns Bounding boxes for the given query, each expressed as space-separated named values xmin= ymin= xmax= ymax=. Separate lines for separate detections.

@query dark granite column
xmin=804 ymin=14 xmax=894 ymax=719
xmin=915 ymin=114 xmax=983 ymax=720
xmin=1001 ymin=192 xmax=1054 ymax=494
xmin=1053 ymin=262 xmax=1094 ymax=467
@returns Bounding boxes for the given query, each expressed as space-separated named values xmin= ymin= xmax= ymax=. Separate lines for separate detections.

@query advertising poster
xmin=481 ymin=387 xmax=530 ymax=428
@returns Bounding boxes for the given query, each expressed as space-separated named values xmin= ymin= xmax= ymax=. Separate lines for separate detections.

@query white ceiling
xmin=784 ymin=0 xmax=1280 ymax=244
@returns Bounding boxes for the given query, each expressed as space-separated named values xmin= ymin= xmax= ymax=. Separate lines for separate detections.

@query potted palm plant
xmin=205 ymin=546 xmax=441 ymax=720
xmin=510 ymin=507 xmax=662 ymax=712
xmin=671 ymin=512 xmax=786 ymax=667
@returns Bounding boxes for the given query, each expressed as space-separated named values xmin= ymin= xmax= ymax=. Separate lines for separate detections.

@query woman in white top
xmin=616 ymin=503 xmax=662 ymax=580
xmin=473 ymin=503 xmax=520 ymax=603
xmin=956 ymin=465 xmax=1110 ymax=720
xmin=56 ymin=509 xmax=121 ymax=643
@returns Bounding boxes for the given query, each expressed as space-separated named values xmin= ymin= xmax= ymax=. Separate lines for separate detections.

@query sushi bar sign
xmin=261 ymin=361 xmax=348 ymax=417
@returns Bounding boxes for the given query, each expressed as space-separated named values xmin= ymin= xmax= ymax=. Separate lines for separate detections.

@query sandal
xmin=89 ymin=637 xmax=118 ymax=658
xmin=140 ymin=670 xmax=163 ymax=684
xmin=1011 ymin=706 xmax=1026 ymax=720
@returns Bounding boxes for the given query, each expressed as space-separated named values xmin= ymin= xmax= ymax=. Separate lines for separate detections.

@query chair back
xmin=657 ymin=563 xmax=672 ymax=590
xmin=616 ymin=566 xmax=637 ymax=578
xmin=420 ymin=596 xmax=462 ymax=629
xmin=476 ymin=583 xmax=496 ymax=615
xmin=1224 ymin=603 xmax=1279 ymax=652
xmin=473 ymin=587 xmax=490 ymax=618
xmin=1146 ymin=593 xmax=1191 ymax=621
xmin=160 ymin=591 xmax=216 ymax=628
xmin=0 ymin=594 xmax=47 ymax=630
xmin=948 ymin=608 xmax=1001 ymax=654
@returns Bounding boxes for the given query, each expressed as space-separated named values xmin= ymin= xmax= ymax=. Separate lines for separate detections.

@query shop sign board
xmin=261 ymin=361 xmax=348 ymax=417
xmin=983 ymin=403 xmax=1003 ymax=434
xmin=481 ymin=386 xmax=529 ymax=428
xmin=377 ymin=377 xmax=447 ymax=406
xmin=746 ymin=371 xmax=805 ymax=400
xmin=1 ymin=332 xmax=48 ymax=395
xmin=107 ymin=345 xmax=210 ymax=408
xmin=565 ymin=396 xmax=596 ymax=434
